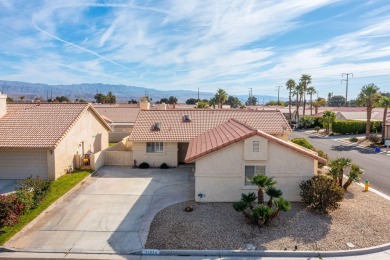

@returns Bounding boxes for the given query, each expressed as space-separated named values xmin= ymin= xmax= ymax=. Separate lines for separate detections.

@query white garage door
xmin=0 ymin=150 xmax=48 ymax=180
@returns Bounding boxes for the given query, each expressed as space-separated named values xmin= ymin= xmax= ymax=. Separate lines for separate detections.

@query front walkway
xmin=5 ymin=166 xmax=194 ymax=254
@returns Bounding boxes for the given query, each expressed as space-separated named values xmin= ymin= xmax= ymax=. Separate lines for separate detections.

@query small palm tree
xmin=286 ymin=79 xmax=296 ymax=124
xmin=306 ymin=86 xmax=317 ymax=115
xmin=328 ymin=157 xmax=352 ymax=187
xmin=343 ymin=164 xmax=365 ymax=190
xmin=250 ymin=175 xmax=277 ymax=204
xmin=270 ymin=197 xmax=292 ymax=221
xmin=251 ymin=205 xmax=272 ymax=225
xmin=357 ymin=84 xmax=381 ymax=139
xmin=380 ymin=96 xmax=390 ymax=141
xmin=300 ymin=74 xmax=312 ymax=116
xmin=209 ymin=97 xmax=217 ymax=109
xmin=266 ymin=187 xmax=283 ymax=207
xmin=321 ymin=110 xmax=336 ymax=134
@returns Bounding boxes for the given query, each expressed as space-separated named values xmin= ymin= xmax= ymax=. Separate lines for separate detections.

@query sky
xmin=0 ymin=0 xmax=389 ymax=99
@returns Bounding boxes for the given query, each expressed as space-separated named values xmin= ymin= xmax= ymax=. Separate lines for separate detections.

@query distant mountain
xmin=0 ymin=80 xmax=287 ymax=103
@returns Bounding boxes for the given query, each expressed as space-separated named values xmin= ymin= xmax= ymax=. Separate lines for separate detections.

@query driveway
xmin=5 ymin=166 xmax=194 ymax=253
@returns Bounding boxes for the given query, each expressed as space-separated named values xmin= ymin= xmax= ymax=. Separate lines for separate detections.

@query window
xmin=253 ymin=141 xmax=259 ymax=152
xmin=245 ymin=165 xmax=266 ymax=185
xmin=146 ymin=142 xmax=163 ymax=153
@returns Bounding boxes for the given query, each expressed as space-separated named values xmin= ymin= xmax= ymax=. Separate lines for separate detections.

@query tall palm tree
xmin=294 ymin=83 xmax=303 ymax=122
xmin=215 ymin=89 xmax=228 ymax=109
xmin=249 ymin=175 xmax=277 ymax=204
xmin=306 ymin=86 xmax=317 ymax=115
xmin=357 ymin=84 xmax=381 ymax=139
xmin=286 ymin=79 xmax=296 ymax=124
xmin=300 ymin=74 xmax=312 ymax=116
xmin=380 ymin=96 xmax=390 ymax=141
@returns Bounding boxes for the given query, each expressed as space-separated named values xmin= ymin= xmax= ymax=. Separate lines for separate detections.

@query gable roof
xmin=129 ymin=109 xmax=291 ymax=142
xmin=185 ymin=118 xmax=326 ymax=164
xmin=0 ymin=103 xmax=111 ymax=149
xmin=94 ymin=106 xmax=140 ymax=124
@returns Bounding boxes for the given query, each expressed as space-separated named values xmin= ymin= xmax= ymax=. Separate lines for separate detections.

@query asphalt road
xmin=290 ymin=131 xmax=390 ymax=196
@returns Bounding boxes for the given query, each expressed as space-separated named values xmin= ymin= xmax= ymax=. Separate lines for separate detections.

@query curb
xmin=0 ymin=170 xmax=97 ymax=249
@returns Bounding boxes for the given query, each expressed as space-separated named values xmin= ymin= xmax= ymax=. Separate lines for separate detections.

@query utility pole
xmin=197 ymin=88 xmax=200 ymax=101
xmin=276 ymin=86 xmax=282 ymax=106
xmin=341 ymin=73 xmax=353 ymax=107
xmin=248 ymin=88 xmax=252 ymax=106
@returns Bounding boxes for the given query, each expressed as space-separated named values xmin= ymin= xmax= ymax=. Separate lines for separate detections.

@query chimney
xmin=139 ymin=101 xmax=150 ymax=110
xmin=0 ymin=93 xmax=7 ymax=118
xmin=156 ymin=103 xmax=167 ymax=110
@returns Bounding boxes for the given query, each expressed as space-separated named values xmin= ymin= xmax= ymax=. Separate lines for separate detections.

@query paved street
xmin=290 ymin=131 xmax=390 ymax=196
xmin=5 ymin=166 xmax=194 ymax=254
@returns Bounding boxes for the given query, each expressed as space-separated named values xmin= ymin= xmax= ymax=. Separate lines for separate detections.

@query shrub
xmin=16 ymin=176 xmax=51 ymax=208
xmin=300 ymin=175 xmax=344 ymax=214
xmin=0 ymin=195 xmax=24 ymax=228
xmin=298 ymin=116 xmax=315 ymax=129
xmin=349 ymin=137 xmax=358 ymax=142
xmin=15 ymin=189 xmax=34 ymax=213
xmin=314 ymin=126 xmax=321 ymax=133
xmin=291 ymin=138 xmax=314 ymax=150
xmin=138 ymin=162 xmax=150 ymax=169
xmin=160 ymin=163 xmax=169 ymax=169
xmin=313 ymin=149 xmax=328 ymax=168
xmin=332 ymin=120 xmax=381 ymax=135
xmin=369 ymin=134 xmax=381 ymax=144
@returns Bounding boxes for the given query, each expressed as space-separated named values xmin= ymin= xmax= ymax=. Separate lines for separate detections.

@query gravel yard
xmin=146 ymin=183 xmax=390 ymax=251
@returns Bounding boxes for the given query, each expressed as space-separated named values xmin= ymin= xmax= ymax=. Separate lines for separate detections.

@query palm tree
xmin=215 ymin=89 xmax=228 ymax=109
xmin=294 ymin=83 xmax=303 ymax=122
xmin=328 ymin=157 xmax=352 ymax=187
xmin=343 ymin=164 xmax=364 ymax=190
xmin=265 ymin=187 xmax=283 ymax=207
xmin=380 ymin=96 xmax=390 ymax=141
xmin=300 ymin=74 xmax=312 ymax=116
xmin=357 ymin=84 xmax=381 ymax=139
xmin=249 ymin=175 xmax=277 ymax=204
xmin=286 ymin=79 xmax=296 ymax=124
xmin=321 ymin=110 xmax=336 ymax=134
xmin=306 ymin=86 xmax=317 ymax=115
xmin=19 ymin=96 xmax=25 ymax=102
xmin=209 ymin=97 xmax=217 ymax=109
xmin=270 ymin=197 xmax=291 ymax=221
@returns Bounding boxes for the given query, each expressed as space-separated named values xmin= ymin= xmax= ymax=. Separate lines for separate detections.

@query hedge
xmin=332 ymin=120 xmax=381 ymax=134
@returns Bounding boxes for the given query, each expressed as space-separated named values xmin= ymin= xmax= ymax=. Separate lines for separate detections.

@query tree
xmin=225 ymin=95 xmax=241 ymax=108
xmin=299 ymin=115 xmax=314 ymax=129
xmin=265 ymin=100 xmax=285 ymax=106
xmin=306 ymin=86 xmax=317 ymax=115
xmin=357 ymin=83 xmax=381 ymax=139
xmin=328 ymin=95 xmax=346 ymax=107
xmin=300 ymin=74 xmax=312 ymax=116
xmin=196 ymin=101 xmax=209 ymax=108
xmin=6 ymin=97 xmax=14 ymax=103
xmin=294 ymin=83 xmax=303 ymax=122
xmin=128 ymin=99 xmax=138 ymax=104
xmin=328 ymin=157 xmax=352 ymax=187
xmin=54 ymin=96 xmax=70 ymax=102
xmin=159 ymin=98 xmax=169 ymax=104
xmin=209 ymin=97 xmax=217 ymax=109
xmin=380 ymin=96 xmax=390 ymax=141
xmin=265 ymin=187 xmax=283 ymax=207
xmin=186 ymin=98 xmax=197 ymax=105
xmin=245 ymin=96 xmax=258 ymax=106
xmin=168 ymin=96 xmax=178 ymax=104
xmin=106 ymin=92 xmax=116 ymax=103
xmin=313 ymin=98 xmax=326 ymax=114
xmin=214 ymin=89 xmax=228 ymax=108
xmin=286 ymin=79 xmax=296 ymax=124
xmin=249 ymin=175 xmax=277 ymax=204
xmin=19 ymin=96 xmax=25 ymax=102
xmin=94 ymin=92 xmax=116 ymax=104
xmin=343 ymin=163 xmax=364 ymax=191
xmin=321 ymin=110 xmax=336 ymax=134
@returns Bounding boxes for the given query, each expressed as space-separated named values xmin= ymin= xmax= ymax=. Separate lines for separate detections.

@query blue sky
xmin=0 ymin=0 xmax=389 ymax=99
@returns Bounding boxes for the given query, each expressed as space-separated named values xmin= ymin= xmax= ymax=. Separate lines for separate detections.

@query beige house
xmin=0 ymin=94 xmax=111 ymax=180
xmin=129 ymin=109 xmax=291 ymax=167
xmin=185 ymin=119 xmax=326 ymax=202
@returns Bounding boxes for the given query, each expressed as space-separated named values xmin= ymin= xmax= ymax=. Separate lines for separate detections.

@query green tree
xmin=249 ymin=175 xmax=277 ymax=204
xmin=209 ymin=97 xmax=217 ymax=109
xmin=357 ymin=83 xmax=381 ymax=139
xmin=293 ymin=83 xmax=303 ymax=122
xmin=55 ymin=96 xmax=70 ymax=102
xmin=245 ymin=96 xmax=258 ymax=106
xmin=215 ymin=89 xmax=228 ymax=108
xmin=313 ymin=98 xmax=326 ymax=114
xmin=265 ymin=187 xmax=283 ymax=207
xmin=6 ymin=96 xmax=14 ymax=103
xmin=328 ymin=157 xmax=352 ymax=187
xmin=159 ymin=98 xmax=169 ymax=104
xmin=196 ymin=101 xmax=209 ymax=108
xmin=106 ymin=91 xmax=116 ymax=103
xmin=300 ymin=74 xmax=312 ymax=116
xmin=380 ymin=96 xmax=390 ymax=141
xmin=299 ymin=115 xmax=314 ymax=128
xmin=168 ymin=96 xmax=178 ymax=104
xmin=225 ymin=95 xmax=242 ymax=108
xmin=321 ymin=110 xmax=336 ymax=134
xmin=95 ymin=93 xmax=107 ymax=103
xmin=286 ymin=79 xmax=296 ymax=124
xmin=328 ymin=95 xmax=346 ymax=107
xmin=19 ymin=96 xmax=25 ymax=102
xmin=306 ymin=86 xmax=317 ymax=115
xmin=343 ymin=163 xmax=364 ymax=191
xmin=186 ymin=98 xmax=197 ymax=105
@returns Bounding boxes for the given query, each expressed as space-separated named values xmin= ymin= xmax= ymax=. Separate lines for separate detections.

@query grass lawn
xmin=0 ymin=170 xmax=92 ymax=245
xmin=109 ymin=142 xmax=117 ymax=147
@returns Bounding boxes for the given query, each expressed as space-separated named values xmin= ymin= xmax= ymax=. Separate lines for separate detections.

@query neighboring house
xmin=94 ymin=105 xmax=140 ymax=142
xmin=129 ymin=109 xmax=291 ymax=167
xmin=312 ymin=107 xmax=386 ymax=121
xmin=185 ymin=119 xmax=326 ymax=202
xmin=0 ymin=94 xmax=111 ymax=180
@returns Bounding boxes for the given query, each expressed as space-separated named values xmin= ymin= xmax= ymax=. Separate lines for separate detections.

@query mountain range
xmin=0 ymin=80 xmax=287 ymax=103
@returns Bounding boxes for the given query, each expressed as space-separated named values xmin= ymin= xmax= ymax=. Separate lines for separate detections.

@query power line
xmin=341 ymin=73 xmax=353 ymax=107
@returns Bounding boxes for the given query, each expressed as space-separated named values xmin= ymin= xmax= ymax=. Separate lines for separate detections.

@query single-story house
xmin=184 ymin=119 xmax=327 ymax=202
xmin=129 ymin=109 xmax=291 ymax=167
xmin=94 ymin=105 xmax=140 ymax=142
xmin=0 ymin=93 xmax=111 ymax=180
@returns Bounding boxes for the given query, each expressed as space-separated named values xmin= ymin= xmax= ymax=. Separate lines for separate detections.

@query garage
xmin=0 ymin=150 xmax=48 ymax=180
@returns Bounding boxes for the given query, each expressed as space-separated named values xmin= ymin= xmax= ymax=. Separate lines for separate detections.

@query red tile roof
xmin=129 ymin=109 xmax=291 ymax=142
xmin=185 ymin=119 xmax=327 ymax=164
xmin=94 ymin=106 xmax=140 ymax=123
xmin=0 ymin=103 xmax=111 ymax=148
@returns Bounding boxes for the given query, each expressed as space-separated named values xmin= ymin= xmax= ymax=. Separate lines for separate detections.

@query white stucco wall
xmin=53 ymin=108 xmax=109 ymax=179
xmin=195 ymin=135 xmax=316 ymax=202
xmin=132 ymin=142 xmax=178 ymax=167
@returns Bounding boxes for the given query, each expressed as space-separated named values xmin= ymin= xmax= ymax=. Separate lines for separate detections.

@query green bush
xmin=314 ymin=126 xmax=321 ymax=132
xmin=138 ymin=162 xmax=150 ymax=169
xmin=313 ymin=149 xmax=328 ymax=168
xmin=291 ymin=138 xmax=314 ymax=150
xmin=332 ymin=120 xmax=381 ymax=134
xmin=300 ymin=175 xmax=344 ymax=214
xmin=349 ymin=137 xmax=358 ymax=142
xmin=0 ymin=195 xmax=24 ymax=228
xmin=160 ymin=163 xmax=169 ymax=169
xmin=369 ymin=134 xmax=381 ymax=144
xmin=16 ymin=176 xmax=51 ymax=209
xmin=298 ymin=116 xmax=314 ymax=129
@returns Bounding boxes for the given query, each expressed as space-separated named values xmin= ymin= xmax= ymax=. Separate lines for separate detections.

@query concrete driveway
xmin=5 ymin=166 xmax=194 ymax=253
